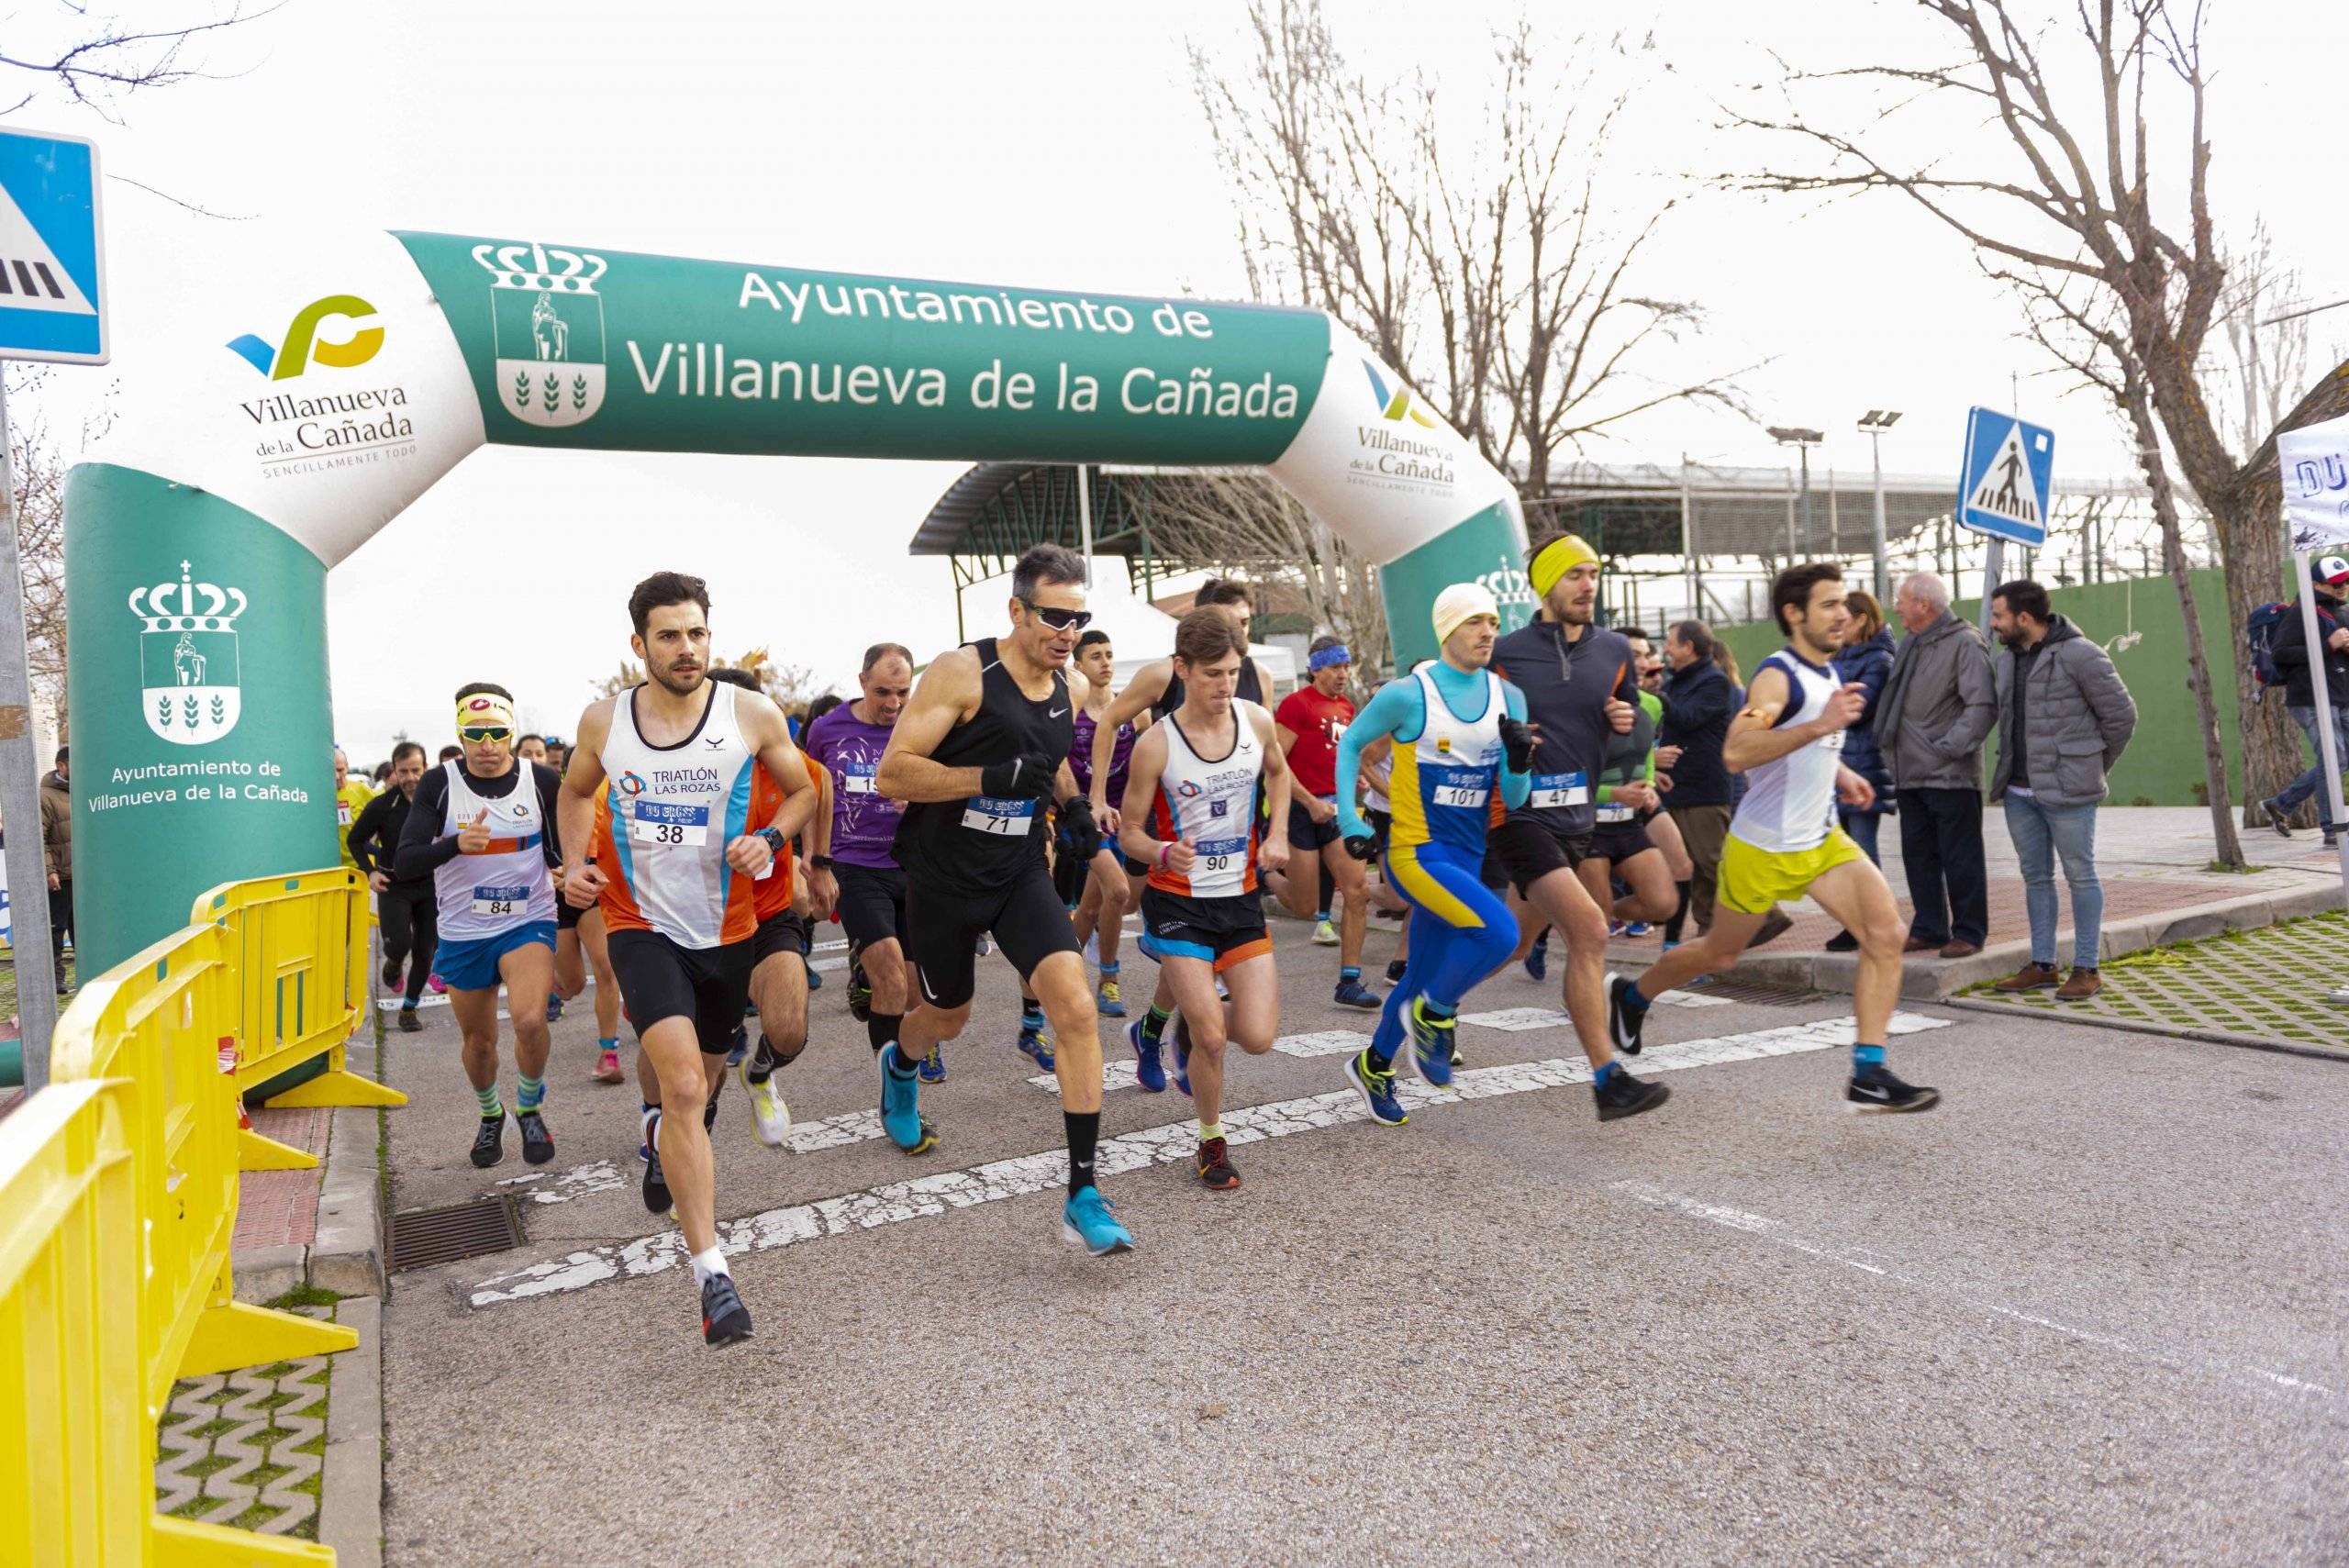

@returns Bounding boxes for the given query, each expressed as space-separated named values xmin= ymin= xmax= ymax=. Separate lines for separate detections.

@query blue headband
xmin=1308 ymin=644 xmax=1352 ymax=673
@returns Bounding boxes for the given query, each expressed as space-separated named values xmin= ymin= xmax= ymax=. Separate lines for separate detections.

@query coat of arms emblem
xmin=473 ymin=240 xmax=607 ymax=428
xmin=132 ymin=561 xmax=243 ymax=746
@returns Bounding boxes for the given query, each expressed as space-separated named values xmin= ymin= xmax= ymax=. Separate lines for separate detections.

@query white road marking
xmin=1461 ymin=991 xmax=1723 ymax=1032
xmin=1612 ymin=1179 xmax=2340 ymax=1407
xmin=466 ymin=1012 xmax=1953 ymax=1307
xmin=1023 ymin=1029 xmax=1375 ymax=1092
xmin=496 ymin=1159 xmax=626 ymax=1206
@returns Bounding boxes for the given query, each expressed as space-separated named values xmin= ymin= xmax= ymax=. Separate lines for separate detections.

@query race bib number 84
xmin=472 ymin=884 xmax=529 ymax=917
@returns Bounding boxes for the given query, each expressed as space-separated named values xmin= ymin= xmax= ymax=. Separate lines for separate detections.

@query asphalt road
xmin=373 ymin=915 xmax=2349 ymax=1567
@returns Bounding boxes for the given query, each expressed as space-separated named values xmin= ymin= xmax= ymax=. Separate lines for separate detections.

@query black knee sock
xmin=867 ymin=1011 xmax=902 ymax=1052
xmin=1065 ymin=1109 xmax=1099 ymax=1194
xmin=1663 ymin=881 xmax=1690 ymax=944
xmin=1318 ymin=861 xmax=1335 ymax=915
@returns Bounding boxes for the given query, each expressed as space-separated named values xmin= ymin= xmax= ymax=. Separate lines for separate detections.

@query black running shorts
xmin=752 ymin=909 xmax=810 ymax=967
xmin=1138 ymin=887 xmax=1272 ymax=973
xmin=1489 ymin=816 xmax=1593 ymax=896
xmin=906 ymin=863 xmax=1081 ymax=1010
xmin=1286 ymin=797 xmax=1341 ymax=852
xmin=1587 ymin=817 xmax=1658 ymax=865
xmin=557 ymin=892 xmax=586 ymax=931
xmin=607 ymin=929 xmax=752 ymax=1055
xmin=832 ymin=862 xmax=910 ymax=952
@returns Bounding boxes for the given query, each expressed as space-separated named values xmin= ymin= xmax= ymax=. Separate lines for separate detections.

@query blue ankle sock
xmin=1021 ymin=1002 xmax=1044 ymax=1031
xmin=1099 ymin=961 xmax=1119 ymax=977
xmin=598 ymin=1036 xmax=618 ymax=1051
xmin=1622 ymin=983 xmax=1652 ymax=1017
xmin=1853 ymin=1043 xmax=1886 ymax=1071
xmin=1316 ymin=908 xmax=1330 ymax=923
xmin=1341 ymin=965 xmax=1361 ymax=982
xmin=1595 ymin=1061 xmax=1621 ymax=1087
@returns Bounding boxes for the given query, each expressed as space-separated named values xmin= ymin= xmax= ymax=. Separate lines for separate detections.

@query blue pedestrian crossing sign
xmin=1957 ymin=406 xmax=2054 ymax=547
xmin=0 ymin=128 xmax=106 ymax=364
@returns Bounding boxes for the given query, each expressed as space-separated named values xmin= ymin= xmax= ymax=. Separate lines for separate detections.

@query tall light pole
xmin=1767 ymin=425 xmax=1824 ymax=559
xmin=1857 ymin=409 xmax=1902 ymax=604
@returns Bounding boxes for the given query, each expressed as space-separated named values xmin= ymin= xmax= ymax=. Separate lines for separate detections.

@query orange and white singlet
xmin=1143 ymin=703 xmax=1267 ymax=899
xmin=593 ymin=681 xmax=761 ymax=948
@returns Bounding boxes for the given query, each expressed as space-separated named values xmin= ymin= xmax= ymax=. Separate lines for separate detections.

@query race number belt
xmin=1528 ymin=771 xmax=1589 ymax=809
xmin=631 ymin=802 xmax=710 ymax=847
xmin=962 ymin=795 xmax=1037 ymax=836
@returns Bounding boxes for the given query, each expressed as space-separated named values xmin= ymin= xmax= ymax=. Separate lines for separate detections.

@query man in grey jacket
xmin=1987 ymin=580 xmax=2138 ymax=1001
xmin=1872 ymin=573 xmax=1997 ymax=958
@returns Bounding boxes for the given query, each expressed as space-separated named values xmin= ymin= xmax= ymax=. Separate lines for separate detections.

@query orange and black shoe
xmin=1197 ymin=1136 xmax=1240 ymax=1191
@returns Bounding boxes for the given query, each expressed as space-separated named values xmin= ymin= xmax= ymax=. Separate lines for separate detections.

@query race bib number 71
xmin=962 ymin=795 xmax=1037 ymax=836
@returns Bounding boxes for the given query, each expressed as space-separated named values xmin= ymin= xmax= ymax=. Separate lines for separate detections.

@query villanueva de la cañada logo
xmin=474 ymin=240 xmax=607 ymax=428
xmin=227 ymin=294 xmax=417 ymax=474
xmin=1351 ymin=359 xmax=1455 ymax=495
xmin=132 ymin=561 xmax=244 ymax=746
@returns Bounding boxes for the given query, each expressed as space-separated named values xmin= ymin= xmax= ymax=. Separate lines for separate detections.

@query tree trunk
xmin=2202 ymin=488 xmax=2306 ymax=823
xmin=2126 ymin=383 xmax=2243 ymax=866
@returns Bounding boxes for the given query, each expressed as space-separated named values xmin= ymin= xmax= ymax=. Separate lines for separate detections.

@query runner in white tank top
xmin=1605 ymin=564 xmax=1942 ymax=1116
xmin=556 ymin=572 xmax=822 ymax=1350
xmin=390 ymin=687 xmax=567 ymax=1173
xmin=1119 ymin=611 xmax=1297 ymax=1192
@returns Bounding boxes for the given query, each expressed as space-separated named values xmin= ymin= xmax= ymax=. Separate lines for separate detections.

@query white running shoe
xmin=1313 ymin=918 xmax=1340 ymax=946
xmin=740 ymin=1059 xmax=792 ymax=1148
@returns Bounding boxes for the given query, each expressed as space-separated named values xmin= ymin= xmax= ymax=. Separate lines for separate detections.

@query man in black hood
xmin=2260 ymin=551 xmax=2349 ymax=849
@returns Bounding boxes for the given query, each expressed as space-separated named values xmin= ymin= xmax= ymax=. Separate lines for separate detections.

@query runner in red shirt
xmin=1274 ymin=634 xmax=1381 ymax=1009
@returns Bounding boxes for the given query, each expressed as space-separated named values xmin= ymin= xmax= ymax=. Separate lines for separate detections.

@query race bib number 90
xmin=633 ymin=801 xmax=711 ymax=847
xmin=962 ymin=795 xmax=1038 ymax=836
xmin=471 ymin=884 xmax=530 ymax=917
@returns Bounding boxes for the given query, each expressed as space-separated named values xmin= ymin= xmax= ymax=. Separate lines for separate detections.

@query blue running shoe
xmin=807 ymin=964 xmax=824 ymax=992
xmin=725 ymin=1023 xmax=750 ymax=1069
xmin=1523 ymin=934 xmax=1549 ymax=982
xmin=1173 ymin=1013 xmax=1193 ymax=1096
xmin=1343 ymin=1048 xmax=1408 ymax=1126
xmin=917 ymin=1046 xmax=946 ymax=1084
xmin=1333 ymin=976 xmax=1382 ymax=1010
xmin=1061 ymin=1186 xmax=1135 ymax=1255
xmin=1404 ymin=998 xmax=1456 ymax=1088
xmin=1129 ymin=1018 xmax=1167 ymax=1093
xmin=877 ymin=1043 xmax=936 ymax=1154
xmin=1019 ymin=1026 xmax=1055 ymax=1073
xmin=545 ymin=994 xmax=564 ymax=1024
xmin=1096 ymin=969 xmax=1127 ymax=1018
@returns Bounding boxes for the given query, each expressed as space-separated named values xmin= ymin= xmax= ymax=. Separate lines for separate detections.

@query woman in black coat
xmin=1828 ymin=591 xmax=1898 ymax=951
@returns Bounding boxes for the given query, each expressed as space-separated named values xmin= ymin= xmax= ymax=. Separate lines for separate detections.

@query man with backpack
xmin=2258 ymin=553 xmax=2349 ymax=850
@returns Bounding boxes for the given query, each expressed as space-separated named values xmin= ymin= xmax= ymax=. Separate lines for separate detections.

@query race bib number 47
xmin=962 ymin=795 xmax=1038 ymax=836
xmin=633 ymin=801 xmax=711 ymax=847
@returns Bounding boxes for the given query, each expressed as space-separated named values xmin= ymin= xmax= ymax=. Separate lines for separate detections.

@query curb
xmin=1726 ymin=877 xmax=2345 ymax=1001
xmin=1935 ymin=994 xmax=2349 ymax=1062
xmin=317 ymin=1294 xmax=383 ymax=1568
xmin=228 ymin=1039 xmax=388 ymax=1302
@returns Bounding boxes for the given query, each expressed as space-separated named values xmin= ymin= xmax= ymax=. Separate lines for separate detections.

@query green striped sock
xmin=516 ymin=1073 xmax=545 ymax=1113
xmin=474 ymin=1084 xmax=503 ymax=1119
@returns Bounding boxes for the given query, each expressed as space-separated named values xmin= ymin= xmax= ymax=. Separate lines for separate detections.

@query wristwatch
xmin=808 ymin=853 xmax=836 ymax=871
xmin=756 ymin=828 xmax=787 ymax=856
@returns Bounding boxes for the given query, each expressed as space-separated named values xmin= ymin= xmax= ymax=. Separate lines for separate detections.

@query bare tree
xmin=1194 ymin=1 xmax=1753 ymax=499
xmin=0 ymin=4 xmax=279 ymax=120
xmin=1135 ymin=470 xmax=1391 ymax=673
xmin=590 ymin=648 xmax=821 ymax=711
xmin=10 ymin=372 xmax=110 ymax=740
xmin=1727 ymin=0 xmax=2349 ymax=827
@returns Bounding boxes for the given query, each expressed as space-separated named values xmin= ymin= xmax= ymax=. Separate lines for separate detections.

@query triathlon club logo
xmin=616 ymin=771 xmax=647 ymax=797
xmin=131 ymin=561 xmax=244 ymax=746
xmin=227 ymin=295 xmax=384 ymax=380
xmin=473 ymin=240 xmax=608 ymax=428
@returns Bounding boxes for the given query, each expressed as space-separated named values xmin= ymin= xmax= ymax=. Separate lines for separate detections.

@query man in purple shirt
xmin=804 ymin=642 xmax=920 ymax=1073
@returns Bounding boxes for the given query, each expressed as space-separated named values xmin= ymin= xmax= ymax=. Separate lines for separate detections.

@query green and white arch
xmin=65 ymin=230 xmax=1528 ymax=967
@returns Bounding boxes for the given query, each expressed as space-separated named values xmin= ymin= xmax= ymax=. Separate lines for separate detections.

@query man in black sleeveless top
xmin=877 ymin=543 xmax=1132 ymax=1256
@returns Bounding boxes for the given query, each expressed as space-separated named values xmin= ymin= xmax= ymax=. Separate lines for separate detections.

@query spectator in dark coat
xmin=1656 ymin=619 xmax=1736 ymax=943
xmin=1826 ymin=591 xmax=1898 ymax=954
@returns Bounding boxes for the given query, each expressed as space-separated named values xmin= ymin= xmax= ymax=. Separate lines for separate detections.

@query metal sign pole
xmin=2291 ymin=550 xmax=2349 ymax=904
xmin=1868 ymin=429 xmax=1889 ymax=605
xmin=0 ymin=373 xmax=60 ymax=1088
xmin=1075 ymin=462 xmax=1095 ymax=578
xmin=1978 ymin=538 xmax=2004 ymax=634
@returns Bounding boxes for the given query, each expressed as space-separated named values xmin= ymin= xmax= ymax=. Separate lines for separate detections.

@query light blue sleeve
xmin=1337 ymin=678 xmax=1425 ymax=840
xmin=1499 ymin=680 xmax=1531 ymax=810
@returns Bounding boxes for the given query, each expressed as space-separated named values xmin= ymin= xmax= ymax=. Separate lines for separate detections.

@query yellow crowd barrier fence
xmin=3 ymin=867 xmax=405 ymax=1564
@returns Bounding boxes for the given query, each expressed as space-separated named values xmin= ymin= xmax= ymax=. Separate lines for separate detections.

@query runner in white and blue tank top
xmin=1606 ymin=564 xmax=1942 ymax=1115
xmin=392 ymin=686 xmax=567 ymax=1171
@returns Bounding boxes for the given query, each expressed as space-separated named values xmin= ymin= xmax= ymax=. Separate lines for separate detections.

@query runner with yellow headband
xmin=392 ymin=684 xmax=567 ymax=1171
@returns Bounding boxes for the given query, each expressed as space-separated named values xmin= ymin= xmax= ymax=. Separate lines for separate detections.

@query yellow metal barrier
xmin=193 ymin=868 xmax=406 ymax=1172
xmin=3 ymin=868 xmax=400 ymax=1563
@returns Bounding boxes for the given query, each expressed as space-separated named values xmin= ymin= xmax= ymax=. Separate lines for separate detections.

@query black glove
xmin=1057 ymin=795 xmax=1101 ymax=862
xmin=1342 ymin=831 xmax=1378 ymax=862
xmin=1497 ymin=715 xmax=1538 ymax=773
xmin=980 ymin=750 xmax=1060 ymax=800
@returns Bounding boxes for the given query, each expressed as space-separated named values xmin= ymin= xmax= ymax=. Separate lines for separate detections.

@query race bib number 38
xmin=632 ymin=801 xmax=711 ymax=847
xmin=962 ymin=795 xmax=1038 ymax=836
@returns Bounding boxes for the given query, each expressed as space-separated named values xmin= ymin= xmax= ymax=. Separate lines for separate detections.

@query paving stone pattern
xmin=1957 ymin=909 xmax=2349 ymax=1052
xmin=232 ymin=1106 xmax=330 ymax=1250
xmin=153 ymin=1303 xmax=334 ymax=1539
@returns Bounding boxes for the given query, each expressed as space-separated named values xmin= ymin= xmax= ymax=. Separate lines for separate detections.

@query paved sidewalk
xmin=1948 ymin=910 xmax=2349 ymax=1058
xmin=154 ymin=1298 xmax=336 ymax=1540
xmin=1606 ymin=807 xmax=2345 ymax=999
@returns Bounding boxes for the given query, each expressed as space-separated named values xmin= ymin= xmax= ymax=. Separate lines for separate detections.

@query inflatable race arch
xmin=64 ymin=231 xmax=1528 ymax=968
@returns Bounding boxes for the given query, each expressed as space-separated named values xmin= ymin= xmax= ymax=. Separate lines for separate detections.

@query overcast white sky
xmin=17 ymin=0 xmax=2347 ymax=756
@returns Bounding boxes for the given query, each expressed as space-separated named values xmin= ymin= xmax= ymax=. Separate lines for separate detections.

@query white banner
xmin=2280 ymin=412 xmax=2349 ymax=550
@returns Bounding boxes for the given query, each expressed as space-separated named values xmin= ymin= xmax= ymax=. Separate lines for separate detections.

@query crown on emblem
xmin=471 ymin=241 xmax=607 ymax=295
xmin=129 ymin=561 xmax=247 ymax=632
